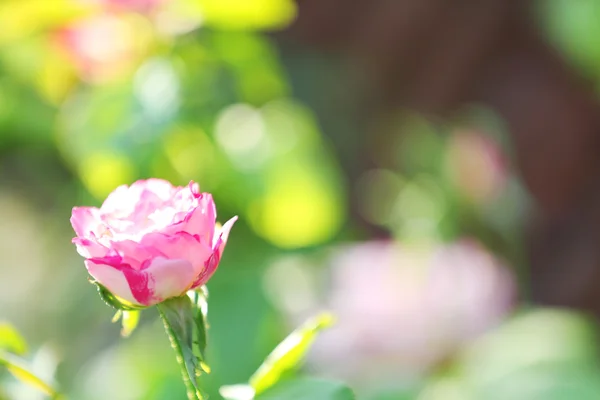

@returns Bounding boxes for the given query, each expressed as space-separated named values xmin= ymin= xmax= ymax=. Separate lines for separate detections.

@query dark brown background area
xmin=283 ymin=0 xmax=600 ymax=316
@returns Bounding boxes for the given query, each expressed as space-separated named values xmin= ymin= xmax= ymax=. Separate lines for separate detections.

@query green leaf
xmin=0 ymin=322 xmax=28 ymax=355
xmin=157 ymin=295 xmax=209 ymax=400
xmin=187 ymin=287 xmax=209 ymax=361
xmin=90 ymin=280 xmax=146 ymax=311
xmin=256 ymin=378 xmax=355 ymax=400
xmin=249 ymin=312 xmax=335 ymax=394
xmin=0 ymin=350 xmax=62 ymax=399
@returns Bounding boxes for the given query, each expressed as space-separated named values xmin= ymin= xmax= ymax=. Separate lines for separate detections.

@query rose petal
xmin=85 ymin=259 xmax=143 ymax=306
xmin=191 ymin=216 xmax=237 ymax=289
xmin=144 ymin=257 xmax=196 ymax=303
xmin=100 ymin=184 xmax=132 ymax=215
xmin=71 ymin=207 xmax=102 ymax=237
xmin=103 ymin=183 xmax=158 ymax=223
xmin=166 ymin=193 xmax=216 ymax=242
xmin=109 ymin=239 xmax=165 ymax=269
xmin=213 ymin=216 xmax=237 ymax=250
xmin=140 ymin=232 xmax=212 ymax=275
xmin=132 ymin=179 xmax=177 ymax=201
xmin=189 ymin=181 xmax=201 ymax=197
xmin=73 ymin=237 xmax=108 ymax=258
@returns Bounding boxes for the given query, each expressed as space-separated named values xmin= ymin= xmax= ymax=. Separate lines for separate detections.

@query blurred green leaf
xmin=481 ymin=364 xmax=600 ymax=400
xmin=424 ymin=308 xmax=600 ymax=400
xmin=256 ymin=378 xmax=355 ymax=400
xmin=249 ymin=313 xmax=334 ymax=395
xmin=211 ymin=32 xmax=289 ymax=104
xmin=198 ymin=0 xmax=297 ymax=30
xmin=0 ymin=322 xmax=27 ymax=355
xmin=0 ymin=0 xmax=93 ymax=45
xmin=539 ymin=0 xmax=600 ymax=81
xmin=157 ymin=295 xmax=209 ymax=400
xmin=0 ymin=350 xmax=62 ymax=399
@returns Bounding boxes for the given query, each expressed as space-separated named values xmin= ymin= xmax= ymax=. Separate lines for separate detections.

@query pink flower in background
xmin=71 ymin=179 xmax=237 ymax=306
xmin=82 ymin=0 xmax=165 ymax=13
xmin=308 ymin=240 xmax=516 ymax=383
xmin=56 ymin=13 xmax=139 ymax=83
xmin=104 ymin=0 xmax=164 ymax=12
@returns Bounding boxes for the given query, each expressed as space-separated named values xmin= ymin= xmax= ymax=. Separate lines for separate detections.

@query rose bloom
xmin=71 ymin=179 xmax=236 ymax=307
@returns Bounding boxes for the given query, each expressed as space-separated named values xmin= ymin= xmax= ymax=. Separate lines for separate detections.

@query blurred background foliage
xmin=1 ymin=0 xmax=600 ymax=399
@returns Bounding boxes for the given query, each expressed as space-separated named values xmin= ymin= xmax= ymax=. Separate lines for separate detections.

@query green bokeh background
xmin=1 ymin=0 xmax=600 ymax=399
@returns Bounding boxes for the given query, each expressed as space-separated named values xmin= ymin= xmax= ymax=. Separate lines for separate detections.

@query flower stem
xmin=157 ymin=306 xmax=203 ymax=400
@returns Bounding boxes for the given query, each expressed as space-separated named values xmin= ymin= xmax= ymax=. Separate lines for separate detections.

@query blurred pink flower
xmin=103 ymin=0 xmax=164 ymax=12
xmin=71 ymin=179 xmax=236 ymax=306
xmin=311 ymin=240 xmax=516 ymax=381
xmin=56 ymin=13 xmax=139 ymax=82
xmin=80 ymin=0 xmax=165 ymax=13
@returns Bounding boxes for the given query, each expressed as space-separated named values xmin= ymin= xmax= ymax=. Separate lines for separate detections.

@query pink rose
xmin=71 ymin=179 xmax=237 ymax=307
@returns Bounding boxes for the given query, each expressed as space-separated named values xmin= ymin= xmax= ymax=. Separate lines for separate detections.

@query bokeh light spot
xmin=249 ymin=165 xmax=343 ymax=249
xmin=164 ymin=125 xmax=218 ymax=185
xmin=216 ymin=103 xmax=271 ymax=170
xmin=79 ymin=152 xmax=135 ymax=198
xmin=198 ymin=0 xmax=297 ymax=30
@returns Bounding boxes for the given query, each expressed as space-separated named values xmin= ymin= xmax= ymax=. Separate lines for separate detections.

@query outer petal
xmin=85 ymin=259 xmax=142 ymax=306
xmin=100 ymin=184 xmax=132 ymax=215
xmin=87 ymin=252 xmax=158 ymax=305
xmin=144 ymin=257 xmax=196 ymax=303
xmin=191 ymin=216 xmax=237 ymax=289
xmin=140 ymin=232 xmax=212 ymax=275
xmin=213 ymin=215 xmax=237 ymax=250
xmin=71 ymin=207 xmax=102 ymax=237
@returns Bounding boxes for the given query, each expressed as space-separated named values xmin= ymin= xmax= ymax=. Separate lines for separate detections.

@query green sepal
xmin=89 ymin=279 xmax=147 ymax=311
xmin=187 ymin=286 xmax=209 ymax=364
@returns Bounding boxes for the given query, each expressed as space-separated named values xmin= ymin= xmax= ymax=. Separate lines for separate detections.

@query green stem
xmin=156 ymin=305 xmax=203 ymax=400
